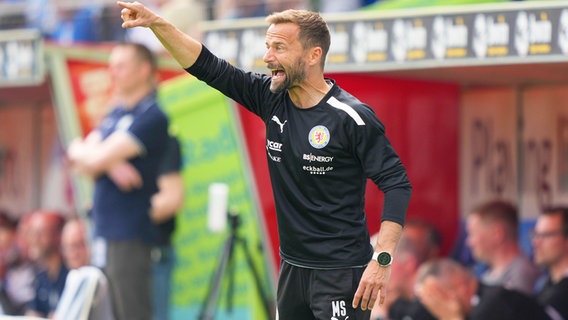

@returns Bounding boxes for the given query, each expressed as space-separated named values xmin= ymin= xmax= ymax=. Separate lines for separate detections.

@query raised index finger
xmin=117 ymin=1 xmax=135 ymax=10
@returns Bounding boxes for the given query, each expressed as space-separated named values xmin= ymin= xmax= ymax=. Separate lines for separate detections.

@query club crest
xmin=308 ymin=125 xmax=330 ymax=149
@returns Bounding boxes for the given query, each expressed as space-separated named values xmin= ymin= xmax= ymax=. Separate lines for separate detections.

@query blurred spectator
xmin=2 ymin=213 xmax=36 ymax=315
xmin=98 ymin=4 xmax=128 ymax=42
xmin=126 ymin=0 xmax=205 ymax=52
xmin=532 ymin=206 xmax=568 ymax=320
xmin=449 ymin=219 xmax=477 ymax=270
xmin=67 ymin=42 xmax=170 ymax=320
xmin=150 ymin=135 xmax=184 ymax=320
xmin=0 ymin=210 xmax=18 ymax=281
xmin=61 ymin=218 xmax=90 ymax=270
xmin=26 ymin=0 xmax=99 ymax=43
xmin=26 ymin=0 xmax=58 ymax=37
xmin=48 ymin=5 xmax=100 ymax=45
xmin=0 ymin=210 xmax=19 ymax=314
xmin=415 ymin=258 xmax=549 ymax=320
xmin=466 ymin=199 xmax=541 ymax=294
xmin=401 ymin=218 xmax=442 ymax=263
xmin=57 ymin=217 xmax=116 ymax=320
xmin=24 ymin=210 xmax=68 ymax=318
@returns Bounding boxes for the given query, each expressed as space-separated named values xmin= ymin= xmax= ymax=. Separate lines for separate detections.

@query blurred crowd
xmin=0 ymin=209 xmax=86 ymax=316
xmin=0 ymin=0 xmax=531 ymax=51
xmin=0 ymin=0 xmax=379 ymax=46
xmin=370 ymin=201 xmax=568 ymax=320
xmin=0 ymin=199 xmax=566 ymax=319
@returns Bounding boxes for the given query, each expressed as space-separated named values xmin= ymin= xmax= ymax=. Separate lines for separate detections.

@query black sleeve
xmin=352 ymin=105 xmax=412 ymax=225
xmin=185 ymin=45 xmax=276 ymax=122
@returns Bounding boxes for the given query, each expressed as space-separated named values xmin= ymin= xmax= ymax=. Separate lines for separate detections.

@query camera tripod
xmin=198 ymin=212 xmax=273 ymax=320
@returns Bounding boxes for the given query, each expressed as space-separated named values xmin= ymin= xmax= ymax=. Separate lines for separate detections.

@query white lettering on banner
xmin=432 ymin=16 xmax=469 ymax=59
xmin=328 ymin=24 xmax=350 ymax=63
xmin=391 ymin=18 xmax=428 ymax=62
xmin=516 ymin=11 xmax=530 ymax=56
xmin=407 ymin=20 xmax=427 ymax=50
xmin=352 ymin=22 xmax=388 ymax=63
xmin=473 ymin=13 xmax=511 ymax=58
xmin=329 ymin=26 xmax=349 ymax=56
xmin=446 ymin=18 xmax=468 ymax=48
xmin=559 ymin=9 xmax=568 ymax=54
xmin=487 ymin=15 xmax=510 ymax=47
xmin=529 ymin=12 xmax=552 ymax=44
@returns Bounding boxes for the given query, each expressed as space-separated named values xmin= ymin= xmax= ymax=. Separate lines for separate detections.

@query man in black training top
xmin=117 ymin=3 xmax=412 ymax=319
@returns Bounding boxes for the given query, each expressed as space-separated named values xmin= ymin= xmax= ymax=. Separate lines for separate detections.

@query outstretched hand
xmin=117 ymin=1 xmax=158 ymax=29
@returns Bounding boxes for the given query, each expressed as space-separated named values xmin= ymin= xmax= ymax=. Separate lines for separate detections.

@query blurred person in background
xmin=98 ymin=3 xmax=128 ymax=42
xmin=24 ymin=210 xmax=68 ymax=319
xmin=2 ymin=213 xmax=36 ymax=315
xmin=67 ymin=42 xmax=170 ymax=320
xmin=532 ymin=206 xmax=568 ymax=320
xmin=48 ymin=4 xmax=99 ymax=45
xmin=61 ymin=218 xmax=90 ymax=270
xmin=150 ymin=134 xmax=184 ymax=320
xmin=465 ymin=199 xmax=541 ymax=294
xmin=0 ymin=210 xmax=18 ymax=285
xmin=399 ymin=218 xmax=442 ymax=263
xmin=58 ymin=217 xmax=116 ymax=320
xmin=415 ymin=258 xmax=549 ymax=320
xmin=0 ymin=210 xmax=19 ymax=314
xmin=126 ymin=0 xmax=205 ymax=52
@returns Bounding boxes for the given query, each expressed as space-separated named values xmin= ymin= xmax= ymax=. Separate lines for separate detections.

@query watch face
xmin=377 ymin=252 xmax=392 ymax=266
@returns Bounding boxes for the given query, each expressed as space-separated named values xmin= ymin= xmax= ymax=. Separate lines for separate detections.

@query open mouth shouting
xmin=270 ymin=66 xmax=286 ymax=80
xmin=269 ymin=65 xmax=288 ymax=93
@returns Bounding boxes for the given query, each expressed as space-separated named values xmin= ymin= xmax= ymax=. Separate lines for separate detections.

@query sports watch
xmin=372 ymin=251 xmax=393 ymax=267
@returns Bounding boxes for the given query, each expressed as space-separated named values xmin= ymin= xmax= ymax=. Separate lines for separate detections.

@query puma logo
xmin=271 ymin=115 xmax=287 ymax=133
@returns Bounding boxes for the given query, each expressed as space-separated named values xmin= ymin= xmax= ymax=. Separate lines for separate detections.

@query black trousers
xmin=277 ymin=260 xmax=371 ymax=320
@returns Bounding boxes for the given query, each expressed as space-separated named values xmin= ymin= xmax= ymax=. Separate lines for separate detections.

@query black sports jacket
xmin=187 ymin=46 xmax=411 ymax=269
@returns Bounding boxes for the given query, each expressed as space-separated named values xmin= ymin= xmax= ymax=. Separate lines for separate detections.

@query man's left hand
xmin=352 ymin=260 xmax=391 ymax=311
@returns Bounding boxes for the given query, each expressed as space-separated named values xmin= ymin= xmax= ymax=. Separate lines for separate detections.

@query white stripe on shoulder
xmin=327 ymin=96 xmax=366 ymax=126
